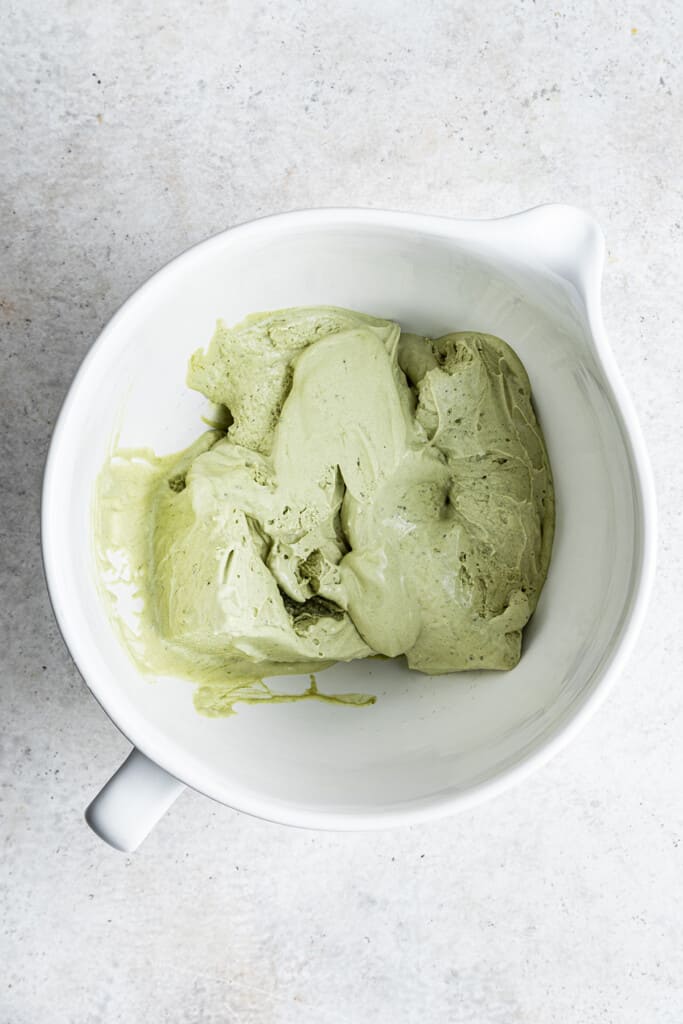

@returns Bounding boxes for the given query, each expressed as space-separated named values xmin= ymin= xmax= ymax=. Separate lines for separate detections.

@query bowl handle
xmin=85 ymin=748 xmax=185 ymax=852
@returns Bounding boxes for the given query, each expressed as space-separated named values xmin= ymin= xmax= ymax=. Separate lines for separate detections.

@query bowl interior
xmin=45 ymin=215 xmax=643 ymax=823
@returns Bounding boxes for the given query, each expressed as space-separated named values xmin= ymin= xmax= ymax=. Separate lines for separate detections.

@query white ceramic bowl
xmin=42 ymin=205 xmax=656 ymax=851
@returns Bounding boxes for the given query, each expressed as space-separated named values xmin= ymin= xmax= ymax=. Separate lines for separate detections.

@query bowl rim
xmin=41 ymin=205 xmax=657 ymax=829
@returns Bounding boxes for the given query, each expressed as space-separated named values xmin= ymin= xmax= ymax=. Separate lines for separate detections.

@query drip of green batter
xmin=193 ymin=674 xmax=376 ymax=718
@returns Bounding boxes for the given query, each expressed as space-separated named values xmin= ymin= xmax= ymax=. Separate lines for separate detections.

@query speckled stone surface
xmin=2 ymin=1 xmax=682 ymax=1021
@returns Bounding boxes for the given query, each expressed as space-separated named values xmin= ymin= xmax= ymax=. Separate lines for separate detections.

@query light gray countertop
xmin=2 ymin=2 xmax=682 ymax=1021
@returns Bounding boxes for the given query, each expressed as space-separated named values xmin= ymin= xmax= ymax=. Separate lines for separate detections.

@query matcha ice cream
xmin=95 ymin=306 xmax=554 ymax=713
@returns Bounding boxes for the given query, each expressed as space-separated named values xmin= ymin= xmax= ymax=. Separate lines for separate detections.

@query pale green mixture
xmin=94 ymin=307 xmax=554 ymax=715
